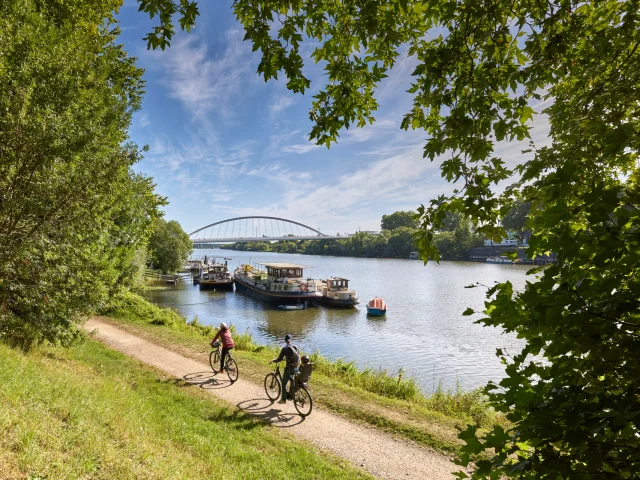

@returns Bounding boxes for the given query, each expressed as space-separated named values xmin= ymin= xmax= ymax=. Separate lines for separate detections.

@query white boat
xmin=486 ymin=256 xmax=515 ymax=264
xmin=277 ymin=303 xmax=308 ymax=310
xmin=317 ymin=277 xmax=359 ymax=308
xmin=199 ymin=259 xmax=234 ymax=290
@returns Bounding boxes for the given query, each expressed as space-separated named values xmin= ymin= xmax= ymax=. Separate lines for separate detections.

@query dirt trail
xmin=84 ymin=318 xmax=457 ymax=480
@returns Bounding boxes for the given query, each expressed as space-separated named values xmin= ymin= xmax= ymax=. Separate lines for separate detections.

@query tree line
xmin=223 ymin=209 xmax=484 ymax=260
xmin=0 ymin=1 xmax=192 ymax=348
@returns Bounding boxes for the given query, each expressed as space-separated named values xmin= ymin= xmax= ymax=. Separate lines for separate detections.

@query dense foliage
xmin=0 ymin=0 xmax=164 ymax=349
xmin=501 ymin=201 xmax=532 ymax=246
xmin=147 ymin=219 xmax=193 ymax=273
xmin=224 ymin=229 xmax=412 ymax=258
xmin=141 ymin=0 xmax=640 ymax=476
xmin=433 ymin=215 xmax=483 ymax=261
xmin=225 ymin=211 xmax=480 ymax=260
xmin=381 ymin=210 xmax=418 ymax=231
xmin=222 ymin=211 xmax=424 ymax=258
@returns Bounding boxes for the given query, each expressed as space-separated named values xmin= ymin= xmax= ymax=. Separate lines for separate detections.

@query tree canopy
xmin=381 ymin=211 xmax=419 ymax=231
xmin=138 ymin=0 xmax=640 ymax=476
xmin=501 ymin=201 xmax=531 ymax=245
xmin=147 ymin=219 xmax=193 ymax=274
xmin=0 ymin=0 xmax=164 ymax=349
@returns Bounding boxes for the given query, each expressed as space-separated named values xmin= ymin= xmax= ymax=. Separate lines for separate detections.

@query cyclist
xmin=270 ymin=333 xmax=300 ymax=404
xmin=210 ymin=322 xmax=234 ymax=374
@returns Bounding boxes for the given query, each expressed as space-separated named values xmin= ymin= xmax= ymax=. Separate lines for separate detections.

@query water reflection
xmin=142 ymin=250 xmax=530 ymax=392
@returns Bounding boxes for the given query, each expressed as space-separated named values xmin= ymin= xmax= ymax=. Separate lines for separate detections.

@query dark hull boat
xmin=234 ymin=263 xmax=322 ymax=306
xmin=199 ymin=259 xmax=234 ymax=291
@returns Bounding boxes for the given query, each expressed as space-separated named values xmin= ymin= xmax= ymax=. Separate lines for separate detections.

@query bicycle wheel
xmin=226 ymin=358 xmax=239 ymax=383
xmin=264 ymin=373 xmax=281 ymax=401
xmin=209 ymin=350 xmax=220 ymax=372
xmin=293 ymin=385 xmax=313 ymax=416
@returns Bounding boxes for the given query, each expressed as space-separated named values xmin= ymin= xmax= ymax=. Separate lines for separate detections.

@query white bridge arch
xmin=189 ymin=216 xmax=343 ymax=247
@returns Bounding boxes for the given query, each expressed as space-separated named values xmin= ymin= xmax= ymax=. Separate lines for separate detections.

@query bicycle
xmin=264 ymin=361 xmax=313 ymax=416
xmin=209 ymin=341 xmax=239 ymax=383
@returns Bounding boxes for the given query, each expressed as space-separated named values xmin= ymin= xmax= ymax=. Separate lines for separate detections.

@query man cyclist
xmin=210 ymin=322 xmax=234 ymax=374
xmin=270 ymin=333 xmax=300 ymax=404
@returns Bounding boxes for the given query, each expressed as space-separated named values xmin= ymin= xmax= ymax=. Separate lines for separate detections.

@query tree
xmin=142 ymin=3 xmax=640 ymax=475
xmin=381 ymin=211 xmax=418 ymax=231
xmin=387 ymin=227 xmax=417 ymax=257
xmin=435 ymin=215 xmax=482 ymax=260
xmin=147 ymin=219 xmax=193 ymax=274
xmin=0 ymin=0 xmax=163 ymax=349
xmin=501 ymin=201 xmax=532 ymax=245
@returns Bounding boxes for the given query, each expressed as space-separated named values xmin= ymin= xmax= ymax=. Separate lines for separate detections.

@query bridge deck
xmin=192 ymin=235 xmax=342 ymax=243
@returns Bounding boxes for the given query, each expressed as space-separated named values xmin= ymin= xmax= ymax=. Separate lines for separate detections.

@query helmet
xmin=220 ymin=322 xmax=228 ymax=330
xmin=301 ymin=355 xmax=310 ymax=364
xmin=284 ymin=334 xmax=292 ymax=342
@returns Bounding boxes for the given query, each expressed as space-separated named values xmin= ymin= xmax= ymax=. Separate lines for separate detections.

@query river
xmin=142 ymin=249 xmax=531 ymax=392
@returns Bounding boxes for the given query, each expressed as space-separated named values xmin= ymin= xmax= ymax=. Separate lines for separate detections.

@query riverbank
xmin=0 ymin=338 xmax=369 ymax=479
xmin=100 ymin=292 xmax=506 ymax=454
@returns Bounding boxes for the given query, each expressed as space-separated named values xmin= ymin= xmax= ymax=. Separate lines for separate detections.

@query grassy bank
xmin=0 ymin=338 xmax=371 ymax=479
xmin=101 ymin=292 xmax=506 ymax=453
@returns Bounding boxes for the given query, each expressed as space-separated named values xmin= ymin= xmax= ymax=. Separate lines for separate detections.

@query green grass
xmin=100 ymin=293 xmax=507 ymax=454
xmin=0 ymin=339 xmax=371 ymax=479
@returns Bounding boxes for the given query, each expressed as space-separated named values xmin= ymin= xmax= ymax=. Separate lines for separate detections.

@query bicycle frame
xmin=211 ymin=346 xmax=234 ymax=368
xmin=271 ymin=361 xmax=302 ymax=397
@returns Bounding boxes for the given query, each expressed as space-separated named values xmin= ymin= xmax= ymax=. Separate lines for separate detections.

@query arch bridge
xmin=189 ymin=216 xmax=345 ymax=249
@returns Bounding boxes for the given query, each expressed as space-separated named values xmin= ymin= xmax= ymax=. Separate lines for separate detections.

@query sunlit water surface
xmin=142 ymin=250 xmax=532 ymax=392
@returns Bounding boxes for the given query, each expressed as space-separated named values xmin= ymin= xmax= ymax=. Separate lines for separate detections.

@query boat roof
xmin=259 ymin=262 xmax=307 ymax=269
xmin=327 ymin=277 xmax=350 ymax=281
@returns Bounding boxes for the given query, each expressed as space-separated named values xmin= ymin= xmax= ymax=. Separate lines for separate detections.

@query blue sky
xmin=117 ymin=1 xmax=551 ymax=236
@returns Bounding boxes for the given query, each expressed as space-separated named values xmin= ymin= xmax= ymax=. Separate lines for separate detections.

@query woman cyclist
xmin=211 ymin=322 xmax=234 ymax=374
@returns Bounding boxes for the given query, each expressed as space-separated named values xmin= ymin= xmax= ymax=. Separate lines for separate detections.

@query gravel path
xmin=84 ymin=318 xmax=457 ymax=480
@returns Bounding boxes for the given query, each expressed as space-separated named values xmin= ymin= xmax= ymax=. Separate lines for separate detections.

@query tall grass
xmin=309 ymin=352 xmax=421 ymax=401
xmin=102 ymin=293 xmax=496 ymax=426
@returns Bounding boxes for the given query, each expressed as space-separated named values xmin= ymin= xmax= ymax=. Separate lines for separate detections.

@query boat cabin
xmin=261 ymin=263 xmax=305 ymax=280
xmin=326 ymin=277 xmax=350 ymax=290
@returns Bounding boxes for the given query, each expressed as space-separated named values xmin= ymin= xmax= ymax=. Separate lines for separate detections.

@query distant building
xmin=484 ymin=231 xmax=520 ymax=247
xmin=409 ymin=252 xmax=419 ymax=260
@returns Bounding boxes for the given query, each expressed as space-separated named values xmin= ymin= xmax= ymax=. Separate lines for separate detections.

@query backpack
xmin=289 ymin=345 xmax=300 ymax=366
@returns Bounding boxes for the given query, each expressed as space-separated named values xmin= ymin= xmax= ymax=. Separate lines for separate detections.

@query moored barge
xmin=316 ymin=277 xmax=359 ymax=308
xmin=199 ymin=259 xmax=234 ymax=290
xmin=233 ymin=263 xmax=322 ymax=306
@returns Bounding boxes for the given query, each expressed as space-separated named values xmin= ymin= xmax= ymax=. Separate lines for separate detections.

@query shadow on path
xmin=182 ymin=371 xmax=233 ymax=390
xmin=237 ymin=398 xmax=306 ymax=428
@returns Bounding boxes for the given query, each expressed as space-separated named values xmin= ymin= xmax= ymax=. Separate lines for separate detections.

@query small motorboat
xmin=277 ymin=302 xmax=307 ymax=311
xmin=366 ymin=297 xmax=387 ymax=316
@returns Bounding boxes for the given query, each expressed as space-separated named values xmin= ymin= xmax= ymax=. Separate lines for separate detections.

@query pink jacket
xmin=213 ymin=328 xmax=234 ymax=348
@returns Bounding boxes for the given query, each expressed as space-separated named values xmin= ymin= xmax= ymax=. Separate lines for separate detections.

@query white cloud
xmin=244 ymin=162 xmax=313 ymax=185
xmin=344 ymin=118 xmax=398 ymax=143
xmin=270 ymin=95 xmax=296 ymax=114
xmin=216 ymin=141 xmax=444 ymax=233
xmin=135 ymin=112 xmax=151 ymax=128
xmin=150 ymin=29 xmax=255 ymax=117
xmin=281 ymin=143 xmax=321 ymax=154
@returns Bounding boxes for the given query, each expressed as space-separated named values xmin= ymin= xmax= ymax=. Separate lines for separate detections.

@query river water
xmin=142 ymin=249 xmax=531 ymax=392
